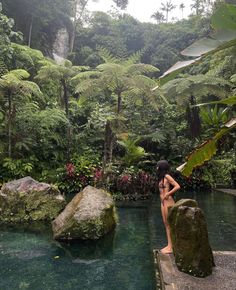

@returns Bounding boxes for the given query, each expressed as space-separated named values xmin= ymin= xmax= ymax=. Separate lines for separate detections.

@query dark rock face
xmin=168 ymin=199 xmax=215 ymax=277
xmin=0 ymin=176 xmax=66 ymax=223
xmin=52 ymin=186 xmax=117 ymax=240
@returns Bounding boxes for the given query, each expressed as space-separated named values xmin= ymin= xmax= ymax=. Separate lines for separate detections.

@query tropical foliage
xmin=0 ymin=1 xmax=235 ymax=195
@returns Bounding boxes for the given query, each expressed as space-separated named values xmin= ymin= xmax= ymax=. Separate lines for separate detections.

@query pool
xmin=0 ymin=207 xmax=156 ymax=290
xmin=151 ymin=190 xmax=236 ymax=251
xmin=0 ymin=190 xmax=235 ymax=290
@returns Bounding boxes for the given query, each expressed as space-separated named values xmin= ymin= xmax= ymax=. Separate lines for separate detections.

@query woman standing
xmin=157 ymin=160 xmax=180 ymax=254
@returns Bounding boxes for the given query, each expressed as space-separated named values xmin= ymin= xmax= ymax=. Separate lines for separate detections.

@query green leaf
xmin=211 ymin=4 xmax=236 ymax=30
xmin=181 ymin=38 xmax=221 ymax=57
xmin=178 ymin=118 xmax=236 ymax=177
xmin=195 ymin=95 xmax=236 ymax=107
xmin=159 ymin=59 xmax=200 ymax=85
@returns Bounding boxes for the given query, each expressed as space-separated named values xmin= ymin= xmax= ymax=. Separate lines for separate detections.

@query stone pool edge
xmin=154 ymin=250 xmax=236 ymax=290
xmin=215 ymin=188 xmax=236 ymax=197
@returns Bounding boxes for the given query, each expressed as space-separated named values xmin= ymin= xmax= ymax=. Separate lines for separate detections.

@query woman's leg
xmin=161 ymin=198 xmax=174 ymax=254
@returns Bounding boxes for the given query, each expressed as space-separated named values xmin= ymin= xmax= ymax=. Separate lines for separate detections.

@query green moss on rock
xmin=0 ymin=177 xmax=66 ymax=223
xmin=52 ymin=186 xmax=117 ymax=240
xmin=168 ymin=199 xmax=214 ymax=277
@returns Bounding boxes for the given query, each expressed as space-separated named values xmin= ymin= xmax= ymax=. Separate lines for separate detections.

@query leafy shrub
xmin=96 ymin=166 xmax=159 ymax=200
xmin=0 ymin=158 xmax=33 ymax=186
xmin=202 ymin=158 xmax=236 ymax=187
xmin=55 ymin=150 xmax=101 ymax=194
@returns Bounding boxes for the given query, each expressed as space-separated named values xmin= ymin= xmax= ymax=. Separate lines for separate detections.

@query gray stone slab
xmin=215 ymin=188 xmax=236 ymax=197
xmin=154 ymin=250 xmax=236 ymax=290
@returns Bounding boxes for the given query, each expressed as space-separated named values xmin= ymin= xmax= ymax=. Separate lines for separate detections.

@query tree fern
xmin=121 ymin=50 xmax=143 ymax=66
xmin=126 ymin=64 xmax=159 ymax=76
xmin=97 ymin=46 xmax=119 ymax=64
xmin=161 ymin=74 xmax=232 ymax=105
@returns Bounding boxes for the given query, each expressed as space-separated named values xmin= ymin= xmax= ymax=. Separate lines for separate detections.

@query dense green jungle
xmin=0 ymin=0 xmax=235 ymax=198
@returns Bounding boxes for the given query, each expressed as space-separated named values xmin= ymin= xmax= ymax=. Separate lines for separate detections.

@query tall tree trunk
xmin=186 ymin=95 xmax=201 ymax=138
xmin=28 ymin=16 xmax=33 ymax=47
xmin=62 ymin=79 xmax=71 ymax=161
xmin=117 ymin=92 xmax=122 ymax=114
xmin=8 ymin=91 xmax=12 ymax=158
xmin=62 ymin=79 xmax=69 ymax=117
xmin=103 ymin=121 xmax=114 ymax=171
xmin=70 ymin=0 xmax=89 ymax=53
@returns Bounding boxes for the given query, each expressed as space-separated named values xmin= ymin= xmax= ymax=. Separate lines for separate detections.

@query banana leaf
xmin=211 ymin=3 xmax=236 ymax=30
xmin=159 ymin=59 xmax=200 ymax=86
xmin=157 ymin=4 xmax=236 ymax=86
xmin=195 ymin=95 xmax=236 ymax=107
xmin=177 ymin=117 xmax=236 ymax=177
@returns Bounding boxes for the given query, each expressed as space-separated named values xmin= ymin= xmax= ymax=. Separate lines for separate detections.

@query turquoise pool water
xmin=152 ymin=190 xmax=236 ymax=251
xmin=0 ymin=207 xmax=156 ymax=290
xmin=0 ymin=190 xmax=235 ymax=290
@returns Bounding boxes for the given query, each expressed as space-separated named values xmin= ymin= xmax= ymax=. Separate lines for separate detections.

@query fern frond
xmin=97 ymin=63 xmax=123 ymax=73
xmin=12 ymin=43 xmax=44 ymax=60
xmin=121 ymin=51 xmax=143 ymax=66
xmin=3 ymin=69 xmax=30 ymax=80
xmin=20 ymin=81 xmax=42 ymax=97
xmin=71 ymin=71 xmax=101 ymax=84
xmin=72 ymin=66 xmax=91 ymax=73
xmin=126 ymin=64 xmax=159 ymax=76
xmin=230 ymin=74 xmax=236 ymax=84
xmin=0 ymin=59 xmax=8 ymax=76
xmin=162 ymin=74 xmax=232 ymax=105
xmin=38 ymin=108 xmax=68 ymax=129
xmin=97 ymin=46 xmax=120 ymax=63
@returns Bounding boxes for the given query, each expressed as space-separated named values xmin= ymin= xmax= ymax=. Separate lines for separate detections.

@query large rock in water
xmin=0 ymin=176 xmax=66 ymax=223
xmin=52 ymin=186 xmax=117 ymax=240
xmin=168 ymin=199 xmax=215 ymax=277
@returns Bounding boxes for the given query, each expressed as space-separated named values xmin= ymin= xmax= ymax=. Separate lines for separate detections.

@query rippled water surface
xmin=0 ymin=207 xmax=156 ymax=290
xmin=152 ymin=190 xmax=236 ymax=251
xmin=0 ymin=190 xmax=235 ymax=290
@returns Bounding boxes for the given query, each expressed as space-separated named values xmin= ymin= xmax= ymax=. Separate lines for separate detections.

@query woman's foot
xmin=160 ymin=246 xmax=172 ymax=254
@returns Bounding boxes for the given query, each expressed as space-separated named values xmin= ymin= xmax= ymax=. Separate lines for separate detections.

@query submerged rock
xmin=52 ymin=186 xmax=117 ymax=240
xmin=0 ymin=176 xmax=66 ymax=223
xmin=168 ymin=199 xmax=215 ymax=277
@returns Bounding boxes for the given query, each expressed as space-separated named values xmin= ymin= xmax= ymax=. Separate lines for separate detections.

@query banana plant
xmin=177 ymin=95 xmax=236 ymax=176
xmin=159 ymin=3 xmax=236 ymax=85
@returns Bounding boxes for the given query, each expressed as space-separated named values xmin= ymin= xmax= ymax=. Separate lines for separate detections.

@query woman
xmin=157 ymin=160 xmax=180 ymax=254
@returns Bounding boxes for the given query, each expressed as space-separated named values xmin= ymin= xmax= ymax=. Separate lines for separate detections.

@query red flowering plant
xmin=56 ymin=150 xmax=102 ymax=194
xmin=66 ymin=163 xmax=75 ymax=178
xmin=108 ymin=167 xmax=158 ymax=200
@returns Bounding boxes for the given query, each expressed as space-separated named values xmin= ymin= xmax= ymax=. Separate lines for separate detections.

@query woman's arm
xmin=164 ymin=174 xmax=180 ymax=200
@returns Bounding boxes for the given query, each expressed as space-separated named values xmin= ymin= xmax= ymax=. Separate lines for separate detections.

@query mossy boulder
xmin=0 ymin=176 xmax=66 ymax=223
xmin=52 ymin=186 xmax=117 ymax=240
xmin=168 ymin=199 xmax=215 ymax=277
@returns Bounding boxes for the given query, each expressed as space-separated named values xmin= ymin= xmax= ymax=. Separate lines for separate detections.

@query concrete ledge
xmin=215 ymin=188 xmax=236 ymax=197
xmin=154 ymin=250 xmax=236 ymax=290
